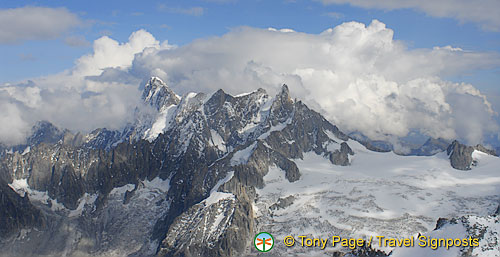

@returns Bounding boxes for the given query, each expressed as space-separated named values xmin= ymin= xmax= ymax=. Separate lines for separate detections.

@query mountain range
xmin=0 ymin=77 xmax=499 ymax=257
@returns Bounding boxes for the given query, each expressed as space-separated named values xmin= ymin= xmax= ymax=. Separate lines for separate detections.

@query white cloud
xmin=1 ymin=21 xmax=499 ymax=147
xmin=0 ymin=30 xmax=173 ymax=145
xmin=0 ymin=101 xmax=30 ymax=145
xmin=0 ymin=6 xmax=82 ymax=43
xmin=319 ymin=0 xmax=500 ymax=31
xmin=73 ymin=29 xmax=164 ymax=77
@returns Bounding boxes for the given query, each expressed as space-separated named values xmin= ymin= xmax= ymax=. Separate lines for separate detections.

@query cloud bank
xmin=0 ymin=6 xmax=82 ymax=43
xmin=1 ymin=20 xmax=499 ymax=146
xmin=319 ymin=0 xmax=500 ymax=31
xmin=0 ymin=30 xmax=169 ymax=145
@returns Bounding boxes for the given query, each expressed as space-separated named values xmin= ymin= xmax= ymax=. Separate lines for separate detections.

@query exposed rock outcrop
xmin=447 ymin=140 xmax=474 ymax=170
xmin=270 ymin=195 xmax=295 ymax=210
xmin=330 ymin=142 xmax=354 ymax=166
xmin=447 ymin=140 xmax=497 ymax=170
xmin=0 ymin=180 xmax=45 ymax=237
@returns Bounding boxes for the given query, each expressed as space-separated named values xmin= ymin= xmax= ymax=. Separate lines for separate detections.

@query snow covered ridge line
xmin=140 ymin=79 xmax=278 ymax=144
xmin=136 ymin=77 xmax=499 ymax=165
xmin=4 ymin=76 xmax=497 ymax=164
xmin=131 ymin=77 xmax=500 ymax=160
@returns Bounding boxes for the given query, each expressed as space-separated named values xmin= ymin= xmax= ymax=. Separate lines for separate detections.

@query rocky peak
xmin=447 ymin=140 xmax=474 ymax=170
xmin=276 ymin=84 xmax=292 ymax=103
xmin=27 ymin=121 xmax=65 ymax=146
xmin=269 ymin=84 xmax=294 ymax=125
xmin=204 ymin=89 xmax=232 ymax=112
xmin=142 ymin=77 xmax=180 ymax=111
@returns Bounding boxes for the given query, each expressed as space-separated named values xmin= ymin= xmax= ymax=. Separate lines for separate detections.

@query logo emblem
xmin=254 ymin=232 xmax=274 ymax=252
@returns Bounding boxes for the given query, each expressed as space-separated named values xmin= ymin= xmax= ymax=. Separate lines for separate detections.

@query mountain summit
xmin=142 ymin=77 xmax=180 ymax=111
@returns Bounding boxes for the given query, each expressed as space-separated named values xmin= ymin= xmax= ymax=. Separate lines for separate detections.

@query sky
xmin=0 ymin=0 xmax=499 ymax=148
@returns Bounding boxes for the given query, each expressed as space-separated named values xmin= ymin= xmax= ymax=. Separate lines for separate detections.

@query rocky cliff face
xmin=0 ymin=180 xmax=45 ymax=238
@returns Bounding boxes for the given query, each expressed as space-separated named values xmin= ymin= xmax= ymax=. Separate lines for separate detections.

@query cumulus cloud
xmin=0 ymin=30 xmax=173 ymax=145
xmin=0 ymin=6 xmax=82 ymax=43
xmin=0 ymin=101 xmax=30 ymax=145
xmin=1 ymin=20 xmax=499 ymax=147
xmin=319 ymin=0 xmax=500 ymax=31
xmin=73 ymin=29 xmax=166 ymax=77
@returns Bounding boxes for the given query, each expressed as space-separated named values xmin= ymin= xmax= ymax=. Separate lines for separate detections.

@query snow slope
xmin=254 ymin=140 xmax=500 ymax=256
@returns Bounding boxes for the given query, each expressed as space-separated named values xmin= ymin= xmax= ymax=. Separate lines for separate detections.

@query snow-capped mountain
xmin=0 ymin=77 xmax=498 ymax=257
